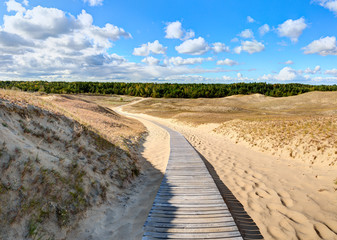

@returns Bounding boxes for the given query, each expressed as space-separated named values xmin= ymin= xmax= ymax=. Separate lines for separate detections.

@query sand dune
xmin=122 ymin=94 xmax=337 ymax=240
xmin=1 ymin=90 xmax=336 ymax=239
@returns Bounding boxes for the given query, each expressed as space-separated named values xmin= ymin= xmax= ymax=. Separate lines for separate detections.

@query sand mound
xmin=0 ymin=99 xmax=140 ymax=239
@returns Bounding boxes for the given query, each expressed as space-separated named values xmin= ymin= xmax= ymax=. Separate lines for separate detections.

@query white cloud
xmin=239 ymin=29 xmax=254 ymax=39
xmin=275 ymin=67 xmax=299 ymax=80
xmin=260 ymin=67 xmax=303 ymax=81
xmin=247 ymin=16 xmax=255 ymax=23
xmin=325 ymin=68 xmax=337 ymax=76
xmin=0 ymin=5 xmax=137 ymax=80
xmin=175 ymin=37 xmax=210 ymax=55
xmin=216 ymin=58 xmax=239 ymax=66
xmin=277 ymin=17 xmax=307 ymax=43
xmin=259 ymin=24 xmax=270 ymax=36
xmin=303 ymin=36 xmax=337 ymax=55
xmin=234 ymin=40 xmax=265 ymax=54
xmin=212 ymin=42 xmax=229 ymax=53
xmin=304 ymin=65 xmax=321 ymax=74
xmin=165 ymin=21 xmax=195 ymax=40
xmin=133 ymin=40 xmax=167 ymax=56
xmin=314 ymin=0 xmax=337 ymax=14
xmin=184 ymin=30 xmax=195 ymax=40
xmin=141 ymin=56 xmax=160 ymax=66
xmin=83 ymin=0 xmax=103 ymax=6
xmin=223 ymin=75 xmax=232 ymax=80
xmin=3 ymin=7 xmax=131 ymax=43
xmin=22 ymin=0 xmax=28 ymax=6
xmin=237 ymin=73 xmax=243 ymax=78
xmin=0 ymin=4 xmax=238 ymax=82
xmin=284 ymin=60 xmax=294 ymax=65
xmin=167 ymin=57 xmax=212 ymax=66
xmin=5 ymin=0 xmax=26 ymax=13
xmin=231 ymin=37 xmax=239 ymax=42
xmin=165 ymin=21 xmax=183 ymax=39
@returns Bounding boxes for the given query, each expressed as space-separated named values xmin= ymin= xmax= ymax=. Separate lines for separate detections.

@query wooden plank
xmin=143 ymin=231 xmax=242 ymax=239
xmin=149 ymin=210 xmax=230 ymax=215
xmin=149 ymin=206 xmax=229 ymax=212
xmin=154 ymin=195 xmax=223 ymax=201
xmin=144 ymin=226 xmax=240 ymax=233
xmin=145 ymin=216 xmax=236 ymax=224
xmin=143 ymin=221 xmax=237 ymax=229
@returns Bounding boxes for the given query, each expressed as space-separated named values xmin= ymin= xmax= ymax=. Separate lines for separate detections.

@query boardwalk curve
xmin=142 ymin=124 xmax=243 ymax=240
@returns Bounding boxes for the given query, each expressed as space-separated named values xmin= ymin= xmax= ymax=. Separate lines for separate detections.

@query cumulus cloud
xmin=165 ymin=21 xmax=195 ymax=40
xmin=5 ymin=0 xmax=26 ymax=13
xmin=216 ymin=59 xmax=239 ymax=66
xmin=234 ymin=40 xmax=265 ymax=54
xmin=83 ymin=0 xmax=103 ymax=6
xmin=0 ymin=3 xmax=238 ymax=82
xmin=259 ymin=24 xmax=270 ymax=36
xmin=238 ymin=29 xmax=254 ymax=39
xmin=260 ymin=67 xmax=303 ymax=81
xmin=175 ymin=37 xmax=210 ymax=55
xmin=212 ymin=42 xmax=229 ymax=53
xmin=223 ymin=75 xmax=232 ymax=80
xmin=284 ymin=60 xmax=294 ymax=65
xmin=277 ymin=17 xmax=307 ymax=43
xmin=133 ymin=40 xmax=167 ymax=56
xmin=231 ymin=38 xmax=239 ymax=43
xmin=141 ymin=56 xmax=160 ymax=66
xmin=247 ymin=16 xmax=255 ymax=23
xmin=313 ymin=0 xmax=337 ymax=14
xmin=3 ymin=7 xmax=131 ymax=44
xmin=0 ymin=5 xmax=137 ymax=80
xmin=302 ymin=36 xmax=337 ymax=55
xmin=325 ymin=68 xmax=337 ymax=76
xmin=167 ymin=57 xmax=212 ymax=66
xmin=304 ymin=65 xmax=321 ymax=74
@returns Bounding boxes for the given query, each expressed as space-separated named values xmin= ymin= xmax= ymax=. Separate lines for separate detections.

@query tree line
xmin=0 ymin=81 xmax=336 ymax=98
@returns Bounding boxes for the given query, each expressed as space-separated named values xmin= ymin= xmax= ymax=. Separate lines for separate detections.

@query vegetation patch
xmin=0 ymin=81 xmax=337 ymax=98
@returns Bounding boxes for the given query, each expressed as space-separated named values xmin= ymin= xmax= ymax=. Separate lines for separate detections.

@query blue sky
xmin=0 ymin=0 xmax=337 ymax=83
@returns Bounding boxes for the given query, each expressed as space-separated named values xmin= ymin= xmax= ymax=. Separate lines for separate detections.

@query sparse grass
xmin=0 ymin=89 xmax=144 ymax=239
xmin=2 ymin=122 xmax=7 ymax=127
xmin=125 ymin=92 xmax=337 ymax=165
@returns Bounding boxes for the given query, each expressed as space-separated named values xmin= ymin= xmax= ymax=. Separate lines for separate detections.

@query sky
xmin=0 ymin=0 xmax=337 ymax=84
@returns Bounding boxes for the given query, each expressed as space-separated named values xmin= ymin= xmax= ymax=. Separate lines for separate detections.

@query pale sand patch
xmin=121 ymin=108 xmax=337 ymax=240
xmin=67 ymin=113 xmax=170 ymax=240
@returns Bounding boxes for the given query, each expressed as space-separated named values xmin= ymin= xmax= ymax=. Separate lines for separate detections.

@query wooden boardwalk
xmin=142 ymin=124 xmax=243 ymax=240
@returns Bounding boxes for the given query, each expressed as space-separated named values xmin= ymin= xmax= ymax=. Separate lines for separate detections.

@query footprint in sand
xmin=283 ymin=210 xmax=309 ymax=224
xmin=279 ymin=219 xmax=295 ymax=233
xmin=252 ymin=172 xmax=263 ymax=179
xmin=248 ymin=200 xmax=264 ymax=212
xmin=242 ymin=183 xmax=253 ymax=191
xmin=248 ymin=190 xmax=260 ymax=199
xmin=255 ymin=189 xmax=272 ymax=199
xmin=314 ymin=223 xmax=337 ymax=240
xmin=267 ymin=226 xmax=289 ymax=239
xmin=325 ymin=220 xmax=337 ymax=233
xmin=280 ymin=197 xmax=294 ymax=207
xmin=277 ymin=190 xmax=294 ymax=207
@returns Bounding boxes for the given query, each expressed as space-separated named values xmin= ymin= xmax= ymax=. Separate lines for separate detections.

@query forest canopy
xmin=0 ymin=81 xmax=336 ymax=98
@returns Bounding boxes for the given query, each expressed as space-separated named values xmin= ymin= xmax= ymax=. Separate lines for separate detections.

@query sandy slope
xmin=121 ymin=107 xmax=337 ymax=240
xmin=0 ymin=91 xmax=170 ymax=239
xmin=67 ymin=113 xmax=170 ymax=239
